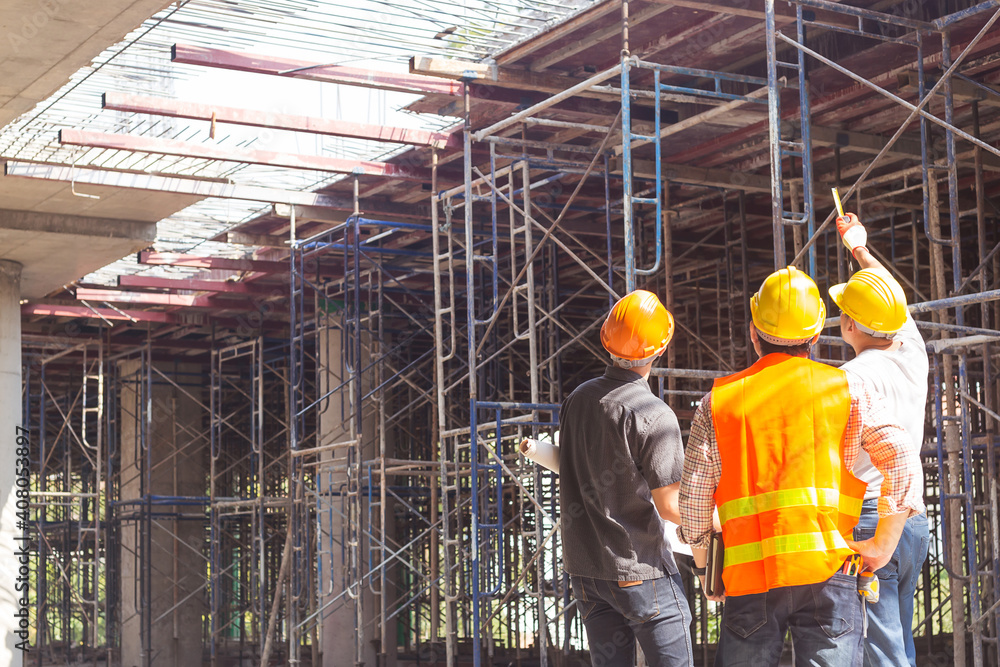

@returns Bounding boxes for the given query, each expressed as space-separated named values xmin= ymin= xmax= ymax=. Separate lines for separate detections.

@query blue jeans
xmin=715 ymin=571 xmax=864 ymax=667
xmin=572 ymin=574 xmax=693 ymax=667
xmin=853 ymin=502 xmax=930 ymax=667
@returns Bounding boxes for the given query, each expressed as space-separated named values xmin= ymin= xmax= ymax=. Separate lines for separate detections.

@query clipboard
xmin=705 ymin=532 xmax=725 ymax=597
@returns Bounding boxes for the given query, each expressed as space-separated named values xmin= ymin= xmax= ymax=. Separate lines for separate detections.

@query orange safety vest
xmin=711 ymin=353 xmax=866 ymax=596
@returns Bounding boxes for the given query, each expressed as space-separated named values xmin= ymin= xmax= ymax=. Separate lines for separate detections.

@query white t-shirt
xmin=842 ymin=314 xmax=928 ymax=500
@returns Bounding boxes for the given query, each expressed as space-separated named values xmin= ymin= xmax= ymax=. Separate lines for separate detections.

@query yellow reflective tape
xmin=718 ymin=487 xmax=862 ymax=524
xmin=724 ymin=530 xmax=850 ymax=567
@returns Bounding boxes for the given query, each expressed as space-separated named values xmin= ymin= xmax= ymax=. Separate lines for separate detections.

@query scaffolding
xmin=15 ymin=1 xmax=1000 ymax=666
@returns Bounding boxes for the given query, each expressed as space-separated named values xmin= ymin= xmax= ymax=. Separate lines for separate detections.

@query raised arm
xmin=837 ymin=212 xmax=884 ymax=272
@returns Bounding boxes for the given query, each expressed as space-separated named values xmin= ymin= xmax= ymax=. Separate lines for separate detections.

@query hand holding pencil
xmin=832 ymin=188 xmax=867 ymax=258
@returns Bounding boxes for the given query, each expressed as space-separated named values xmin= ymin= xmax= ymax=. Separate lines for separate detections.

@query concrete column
xmin=0 ymin=260 xmax=24 ymax=667
xmin=119 ymin=361 xmax=206 ymax=667
xmin=318 ymin=328 xmax=388 ymax=666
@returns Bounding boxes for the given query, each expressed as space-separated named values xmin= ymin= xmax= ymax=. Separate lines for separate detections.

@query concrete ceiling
xmin=0 ymin=170 xmax=203 ymax=219
xmin=0 ymin=174 xmax=205 ymax=297
xmin=0 ymin=0 xmax=173 ymax=128
xmin=0 ymin=209 xmax=156 ymax=300
xmin=0 ymin=172 xmax=207 ymax=297
xmin=0 ymin=0 xmax=202 ymax=299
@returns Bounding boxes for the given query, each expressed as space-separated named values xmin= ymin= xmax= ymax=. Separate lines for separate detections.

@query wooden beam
xmin=102 ymin=92 xmax=461 ymax=149
xmin=646 ymin=0 xmax=889 ymax=28
xmin=404 ymin=82 xmax=654 ymax=121
xmin=270 ymin=204 xmax=417 ymax=231
xmin=272 ymin=203 xmax=351 ymax=224
xmin=410 ymin=56 xmax=620 ymax=101
xmin=494 ymin=0 xmax=618 ymax=65
xmin=810 ymin=30 xmax=1000 ymax=121
xmin=897 ymin=70 xmax=1000 ymax=108
xmin=810 ymin=125 xmax=923 ymax=157
xmin=60 ymin=129 xmax=437 ymax=182
xmin=611 ymin=157 xmax=771 ymax=192
xmin=530 ymin=3 xmax=675 ymax=72
xmin=814 ymin=121 xmax=1000 ymax=170
xmin=226 ymin=232 xmax=290 ymax=248
xmin=646 ymin=0 xmax=771 ymax=20
xmin=634 ymin=12 xmax=735 ymax=61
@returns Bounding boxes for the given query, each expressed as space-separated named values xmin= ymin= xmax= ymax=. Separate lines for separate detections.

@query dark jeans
xmin=715 ymin=571 xmax=864 ymax=667
xmin=853 ymin=501 xmax=930 ymax=667
xmin=572 ymin=574 xmax=693 ymax=667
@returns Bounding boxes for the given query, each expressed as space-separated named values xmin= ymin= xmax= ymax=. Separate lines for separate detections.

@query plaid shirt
xmin=678 ymin=367 xmax=925 ymax=548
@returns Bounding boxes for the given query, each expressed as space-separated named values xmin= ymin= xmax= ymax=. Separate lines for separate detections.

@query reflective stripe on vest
xmin=718 ymin=487 xmax=864 ymax=525
xmin=724 ymin=529 xmax=850 ymax=567
xmin=711 ymin=353 xmax=866 ymax=596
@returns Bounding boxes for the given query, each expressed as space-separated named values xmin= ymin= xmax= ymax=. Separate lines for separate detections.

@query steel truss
xmin=446 ymin=1 xmax=1000 ymax=665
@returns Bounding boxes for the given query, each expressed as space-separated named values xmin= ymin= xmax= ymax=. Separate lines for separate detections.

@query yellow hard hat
xmin=750 ymin=266 xmax=826 ymax=344
xmin=829 ymin=268 xmax=907 ymax=337
xmin=601 ymin=290 xmax=674 ymax=360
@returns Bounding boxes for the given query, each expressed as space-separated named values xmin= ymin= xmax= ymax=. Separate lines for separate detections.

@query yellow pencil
xmin=831 ymin=187 xmax=845 ymax=218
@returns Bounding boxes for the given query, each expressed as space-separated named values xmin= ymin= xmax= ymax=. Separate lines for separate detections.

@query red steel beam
xmin=60 ymin=129 xmax=434 ymax=181
xmin=118 ymin=275 xmax=283 ymax=294
xmin=76 ymin=288 xmax=216 ymax=307
xmin=23 ymin=304 xmax=182 ymax=323
xmin=170 ymin=45 xmax=655 ymax=123
xmin=172 ymin=44 xmax=462 ymax=97
xmin=76 ymin=288 xmax=288 ymax=314
xmin=138 ymin=251 xmax=287 ymax=273
xmin=102 ymin=92 xmax=462 ymax=150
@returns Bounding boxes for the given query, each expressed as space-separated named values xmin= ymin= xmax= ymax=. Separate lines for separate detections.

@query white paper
xmin=519 ymin=438 xmax=559 ymax=473
xmin=663 ymin=519 xmax=692 ymax=557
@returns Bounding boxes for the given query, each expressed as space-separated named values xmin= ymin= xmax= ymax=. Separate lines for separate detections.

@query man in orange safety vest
xmin=677 ymin=266 xmax=924 ymax=667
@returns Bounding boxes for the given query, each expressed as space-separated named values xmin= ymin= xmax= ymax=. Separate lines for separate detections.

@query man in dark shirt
xmin=561 ymin=290 xmax=693 ymax=667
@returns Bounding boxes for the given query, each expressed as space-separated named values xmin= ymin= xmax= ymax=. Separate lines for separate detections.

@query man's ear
xmin=748 ymin=325 xmax=762 ymax=358
xmin=810 ymin=332 xmax=821 ymax=345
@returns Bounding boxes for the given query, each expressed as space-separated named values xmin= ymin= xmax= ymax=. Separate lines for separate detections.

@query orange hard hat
xmin=600 ymin=290 xmax=675 ymax=360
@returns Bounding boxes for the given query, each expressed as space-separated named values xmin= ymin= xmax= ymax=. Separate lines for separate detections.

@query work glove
xmin=836 ymin=212 xmax=867 ymax=257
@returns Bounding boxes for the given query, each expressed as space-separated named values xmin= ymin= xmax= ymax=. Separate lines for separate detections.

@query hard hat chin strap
xmin=853 ymin=319 xmax=896 ymax=339
xmin=754 ymin=326 xmax=814 ymax=347
xmin=610 ymin=347 xmax=665 ymax=369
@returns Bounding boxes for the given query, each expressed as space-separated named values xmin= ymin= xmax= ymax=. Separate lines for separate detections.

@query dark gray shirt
xmin=559 ymin=366 xmax=685 ymax=580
